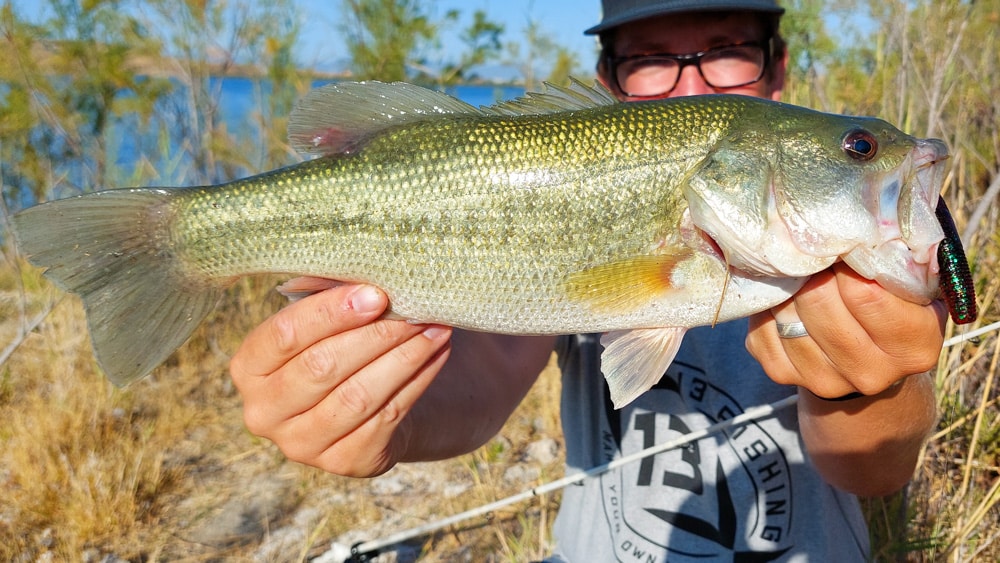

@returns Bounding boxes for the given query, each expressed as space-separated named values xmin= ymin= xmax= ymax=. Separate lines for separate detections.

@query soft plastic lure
xmin=935 ymin=197 xmax=977 ymax=324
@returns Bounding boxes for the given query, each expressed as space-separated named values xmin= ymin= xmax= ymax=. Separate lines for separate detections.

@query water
xmin=108 ymin=78 xmax=526 ymax=187
xmin=445 ymin=83 xmax=527 ymax=107
xmin=2 ymin=78 xmax=526 ymax=214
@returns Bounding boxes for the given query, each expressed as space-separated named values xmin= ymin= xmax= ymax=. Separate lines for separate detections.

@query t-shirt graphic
xmin=549 ymin=325 xmax=870 ymax=563
xmin=599 ymin=360 xmax=793 ymax=562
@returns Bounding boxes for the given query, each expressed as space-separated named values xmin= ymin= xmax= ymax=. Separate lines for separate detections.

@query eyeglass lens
xmin=615 ymin=44 xmax=766 ymax=98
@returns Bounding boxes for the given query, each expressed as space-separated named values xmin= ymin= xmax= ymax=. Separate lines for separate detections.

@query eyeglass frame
xmin=604 ymin=37 xmax=776 ymax=99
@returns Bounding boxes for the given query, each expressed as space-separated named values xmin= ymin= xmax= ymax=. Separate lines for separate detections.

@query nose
xmin=668 ymin=65 xmax=714 ymax=97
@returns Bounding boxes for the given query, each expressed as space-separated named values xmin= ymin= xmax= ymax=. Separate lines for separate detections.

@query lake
xmin=219 ymin=78 xmax=525 ymax=117
xmin=2 ymin=78 xmax=528 ymax=212
xmin=108 ymin=78 xmax=526 ymax=186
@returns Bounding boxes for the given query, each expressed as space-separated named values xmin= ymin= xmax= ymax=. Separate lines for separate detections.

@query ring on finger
xmin=776 ymin=321 xmax=809 ymax=339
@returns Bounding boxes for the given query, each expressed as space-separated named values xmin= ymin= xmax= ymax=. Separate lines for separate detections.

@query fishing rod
xmin=334 ymin=394 xmax=800 ymax=563
xmin=327 ymin=321 xmax=1000 ymax=562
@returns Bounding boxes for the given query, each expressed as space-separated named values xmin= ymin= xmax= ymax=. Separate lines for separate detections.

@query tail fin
xmin=11 ymin=188 xmax=224 ymax=386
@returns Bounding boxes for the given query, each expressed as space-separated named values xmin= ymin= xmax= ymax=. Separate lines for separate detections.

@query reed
xmin=1 ymin=0 xmax=997 ymax=559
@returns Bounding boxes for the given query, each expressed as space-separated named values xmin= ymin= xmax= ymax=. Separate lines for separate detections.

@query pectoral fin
xmin=600 ymin=327 xmax=687 ymax=408
xmin=564 ymin=252 xmax=691 ymax=313
xmin=277 ymin=276 xmax=346 ymax=302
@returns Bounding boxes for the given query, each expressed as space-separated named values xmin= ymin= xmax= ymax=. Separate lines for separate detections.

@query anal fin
xmin=600 ymin=327 xmax=687 ymax=408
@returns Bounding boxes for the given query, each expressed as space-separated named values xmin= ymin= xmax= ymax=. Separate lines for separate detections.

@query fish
xmin=11 ymin=80 xmax=966 ymax=408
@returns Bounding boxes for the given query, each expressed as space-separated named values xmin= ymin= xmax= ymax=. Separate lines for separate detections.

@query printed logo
xmin=600 ymin=361 xmax=793 ymax=562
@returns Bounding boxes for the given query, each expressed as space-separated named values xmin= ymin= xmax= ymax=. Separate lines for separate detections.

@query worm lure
xmin=935 ymin=197 xmax=977 ymax=324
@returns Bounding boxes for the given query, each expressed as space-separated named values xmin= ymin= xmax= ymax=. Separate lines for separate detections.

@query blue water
xmin=107 ymin=78 xmax=526 ymax=188
xmin=2 ymin=78 xmax=526 ymax=212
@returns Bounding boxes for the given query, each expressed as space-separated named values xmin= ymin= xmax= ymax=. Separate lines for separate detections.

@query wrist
xmin=799 ymin=372 xmax=931 ymax=412
xmin=804 ymin=375 xmax=912 ymax=403
xmin=807 ymin=390 xmax=866 ymax=402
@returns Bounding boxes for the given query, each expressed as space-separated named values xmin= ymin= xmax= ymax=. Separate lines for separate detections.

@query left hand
xmin=746 ymin=262 xmax=947 ymax=399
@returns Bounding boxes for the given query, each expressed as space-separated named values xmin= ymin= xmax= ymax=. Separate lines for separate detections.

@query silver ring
xmin=776 ymin=321 xmax=809 ymax=339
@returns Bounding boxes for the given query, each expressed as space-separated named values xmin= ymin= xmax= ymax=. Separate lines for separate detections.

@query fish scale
xmin=11 ymin=80 xmax=968 ymax=407
xmin=172 ymin=106 xmax=700 ymax=330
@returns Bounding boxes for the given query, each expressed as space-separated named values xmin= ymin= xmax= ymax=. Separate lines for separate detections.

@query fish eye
xmin=843 ymin=129 xmax=878 ymax=161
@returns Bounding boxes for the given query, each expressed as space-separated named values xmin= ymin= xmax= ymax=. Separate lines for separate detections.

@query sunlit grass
xmin=2 ymin=231 xmax=995 ymax=560
xmin=0 ymin=251 xmax=565 ymax=560
xmin=863 ymin=213 xmax=1000 ymax=561
xmin=1 ymin=0 xmax=997 ymax=558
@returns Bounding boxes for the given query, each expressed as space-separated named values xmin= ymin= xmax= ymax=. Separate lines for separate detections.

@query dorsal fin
xmin=287 ymin=78 xmax=619 ymax=157
xmin=288 ymin=81 xmax=483 ymax=157
xmin=481 ymin=78 xmax=618 ymax=116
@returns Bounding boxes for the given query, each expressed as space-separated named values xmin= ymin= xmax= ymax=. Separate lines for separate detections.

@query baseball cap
xmin=585 ymin=0 xmax=785 ymax=35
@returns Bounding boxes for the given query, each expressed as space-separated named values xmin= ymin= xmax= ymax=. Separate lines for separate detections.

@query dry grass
xmin=863 ymin=228 xmax=1000 ymax=561
xmin=1 ymin=132 xmax=997 ymax=561
xmin=1 ymin=214 xmax=997 ymax=561
xmin=0 ymin=125 xmax=997 ymax=560
xmin=0 ymin=259 xmax=568 ymax=561
xmin=1 ymin=11 xmax=997 ymax=555
xmin=0 ymin=271 xmax=272 ymax=559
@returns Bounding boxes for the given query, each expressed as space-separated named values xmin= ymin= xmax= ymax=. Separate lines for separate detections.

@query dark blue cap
xmin=585 ymin=0 xmax=785 ymax=35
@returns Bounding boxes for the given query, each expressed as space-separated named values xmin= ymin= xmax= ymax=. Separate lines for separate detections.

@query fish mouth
xmin=682 ymin=133 xmax=950 ymax=306
xmin=840 ymin=138 xmax=948 ymax=303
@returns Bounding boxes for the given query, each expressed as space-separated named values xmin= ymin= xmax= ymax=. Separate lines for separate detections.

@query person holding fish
xmin=221 ymin=0 xmax=949 ymax=559
xmin=9 ymin=0 xmax=947 ymax=559
xmin=225 ymin=1 xmax=946 ymax=558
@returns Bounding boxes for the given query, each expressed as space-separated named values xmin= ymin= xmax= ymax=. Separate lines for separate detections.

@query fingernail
xmin=422 ymin=326 xmax=450 ymax=340
xmin=348 ymin=285 xmax=383 ymax=313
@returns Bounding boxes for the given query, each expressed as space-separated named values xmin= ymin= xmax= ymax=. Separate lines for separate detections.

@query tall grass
xmin=0 ymin=270 xmax=265 ymax=558
xmin=790 ymin=2 xmax=1000 ymax=559
xmin=0 ymin=0 xmax=998 ymax=560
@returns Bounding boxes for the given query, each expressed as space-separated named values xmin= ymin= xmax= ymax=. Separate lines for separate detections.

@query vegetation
xmin=0 ymin=0 xmax=997 ymax=560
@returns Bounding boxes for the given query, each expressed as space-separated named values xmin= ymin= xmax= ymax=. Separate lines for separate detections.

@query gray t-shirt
xmin=547 ymin=320 xmax=870 ymax=562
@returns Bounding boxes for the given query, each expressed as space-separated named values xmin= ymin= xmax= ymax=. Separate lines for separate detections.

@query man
xmin=230 ymin=0 xmax=945 ymax=559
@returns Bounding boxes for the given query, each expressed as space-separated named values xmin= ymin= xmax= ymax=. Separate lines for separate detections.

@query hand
xmin=746 ymin=262 xmax=947 ymax=398
xmin=230 ymin=279 xmax=453 ymax=477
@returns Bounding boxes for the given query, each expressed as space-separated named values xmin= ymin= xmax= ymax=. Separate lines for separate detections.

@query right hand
xmin=230 ymin=280 xmax=453 ymax=477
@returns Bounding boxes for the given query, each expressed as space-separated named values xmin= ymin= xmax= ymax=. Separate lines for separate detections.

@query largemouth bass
xmin=12 ymin=81 xmax=970 ymax=407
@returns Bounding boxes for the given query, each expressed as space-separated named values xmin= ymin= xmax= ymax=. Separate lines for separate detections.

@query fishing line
xmin=944 ymin=320 xmax=1000 ymax=348
xmin=334 ymin=394 xmax=800 ymax=562
xmin=328 ymin=322 xmax=1000 ymax=562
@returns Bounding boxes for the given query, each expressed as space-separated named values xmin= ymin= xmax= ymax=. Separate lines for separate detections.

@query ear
xmin=596 ymin=57 xmax=612 ymax=90
xmin=769 ymin=48 xmax=789 ymax=102
xmin=596 ymin=56 xmax=629 ymax=102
